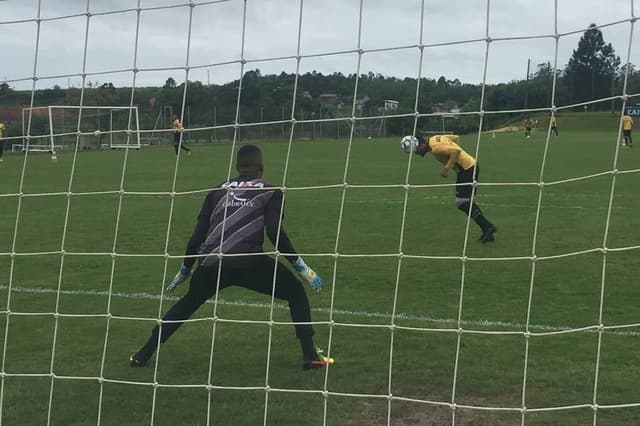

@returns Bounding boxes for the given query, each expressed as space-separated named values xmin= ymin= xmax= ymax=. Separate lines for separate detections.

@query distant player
xmin=401 ymin=134 xmax=497 ymax=243
xmin=622 ymin=114 xmax=633 ymax=148
xmin=523 ymin=117 xmax=534 ymax=139
xmin=130 ymin=144 xmax=334 ymax=370
xmin=0 ymin=120 xmax=5 ymax=163
xmin=550 ymin=115 xmax=558 ymax=136
xmin=172 ymin=113 xmax=191 ymax=156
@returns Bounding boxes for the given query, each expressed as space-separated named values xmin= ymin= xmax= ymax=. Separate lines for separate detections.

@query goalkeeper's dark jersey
xmin=183 ymin=176 xmax=297 ymax=268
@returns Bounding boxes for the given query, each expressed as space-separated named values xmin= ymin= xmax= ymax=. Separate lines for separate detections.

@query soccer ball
xmin=400 ymin=135 xmax=418 ymax=153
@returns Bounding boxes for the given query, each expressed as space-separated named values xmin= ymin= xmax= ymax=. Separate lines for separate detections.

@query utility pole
xmin=524 ymin=58 xmax=531 ymax=109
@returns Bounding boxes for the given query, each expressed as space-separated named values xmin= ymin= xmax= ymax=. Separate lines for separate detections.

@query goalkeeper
xmin=130 ymin=144 xmax=333 ymax=370
xmin=403 ymin=134 xmax=497 ymax=243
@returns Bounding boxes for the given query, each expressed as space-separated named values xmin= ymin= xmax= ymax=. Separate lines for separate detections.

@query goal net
xmin=1 ymin=0 xmax=639 ymax=425
xmin=17 ymin=106 xmax=141 ymax=153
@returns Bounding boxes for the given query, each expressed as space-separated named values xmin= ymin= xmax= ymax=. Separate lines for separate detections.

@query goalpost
xmin=18 ymin=105 xmax=141 ymax=153
xmin=2 ymin=1 xmax=640 ymax=425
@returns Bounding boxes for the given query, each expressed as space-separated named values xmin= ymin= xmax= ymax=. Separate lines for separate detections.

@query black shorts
xmin=149 ymin=255 xmax=314 ymax=346
xmin=456 ymin=165 xmax=478 ymax=200
xmin=189 ymin=256 xmax=313 ymax=338
xmin=173 ymin=132 xmax=181 ymax=144
xmin=624 ymin=129 xmax=632 ymax=137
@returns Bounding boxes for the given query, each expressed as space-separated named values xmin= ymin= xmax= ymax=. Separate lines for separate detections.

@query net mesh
xmin=1 ymin=0 xmax=640 ymax=425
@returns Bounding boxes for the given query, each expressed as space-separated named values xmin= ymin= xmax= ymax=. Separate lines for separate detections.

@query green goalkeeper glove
xmin=293 ymin=257 xmax=323 ymax=293
xmin=166 ymin=264 xmax=191 ymax=293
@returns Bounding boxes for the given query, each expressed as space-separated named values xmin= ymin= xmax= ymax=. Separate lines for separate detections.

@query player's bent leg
xmin=158 ymin=273 xmax=215 ymax=342
xmin=457 ymin=199 xmax=497 ymax=243
xmin=271 ymin=262 xmax=334 ymax=370
xmin=236 ymin=256 xmax=314 ymax=337
xmin=130 ymin=266 xmax=218 ymax=367
xmin=235 ymin=256 xmax=334 ymax=370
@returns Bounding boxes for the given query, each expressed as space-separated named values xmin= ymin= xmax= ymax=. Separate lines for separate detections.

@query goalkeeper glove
xmin=293 ymin=257 xmax=323 ymax=293
xmin=166 ymin=264 xmax=191 ymax=293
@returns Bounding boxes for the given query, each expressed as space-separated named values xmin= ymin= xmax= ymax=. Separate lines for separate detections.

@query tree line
xmin=1 ymin=24 xmax=637 ymax=141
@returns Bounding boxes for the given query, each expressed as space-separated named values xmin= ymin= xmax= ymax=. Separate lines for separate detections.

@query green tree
xmin=564 ymin=23 xmax=620 ymax=107
xmin=97 ymin=82 xmax=117 ymax=105
xmin=0 ymin=82 xmax=12 ymax=96
xmin=163 ymin=77 xmax=176 ymax=89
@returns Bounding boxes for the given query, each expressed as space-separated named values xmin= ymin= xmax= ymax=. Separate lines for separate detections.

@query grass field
xmin=1 ymin=119 xmax=640 ymax=425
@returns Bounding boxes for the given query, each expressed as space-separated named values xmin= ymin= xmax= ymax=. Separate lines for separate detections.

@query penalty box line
xmin=0 ymin=284 xmax=638 ymax=337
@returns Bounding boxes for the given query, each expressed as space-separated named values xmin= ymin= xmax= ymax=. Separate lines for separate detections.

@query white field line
xmin=4 ymin=191 xmax=620 ymax=203
xmin=4 ymin=194 xmax=626 ymax=212
xmin=1 ymin=284 xmax=638 ymax=337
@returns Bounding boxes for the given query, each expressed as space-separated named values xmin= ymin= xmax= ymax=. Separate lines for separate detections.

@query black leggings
xmin=149 ymin=256 xmax=314 ymax=348
xmin=173 ymin=133 xmax=189 ymax=154
xmin=0 ymin=141 xmax=4 ymax=158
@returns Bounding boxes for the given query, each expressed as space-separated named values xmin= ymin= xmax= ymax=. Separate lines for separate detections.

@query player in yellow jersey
xmin=622 ymin=114 xmax=633 ymax=148
xmin=401 ymin=134 xmax=497 ymax=243
xmin=172 ymin=114 xmax=192 ymax=156
xmin=0 ymin=120 xmax=5 ymax=163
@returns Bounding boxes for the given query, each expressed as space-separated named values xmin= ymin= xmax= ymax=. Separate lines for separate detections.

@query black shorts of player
xmin=173 ymin=132 xmax=181 ymax=145
xmin=624 ymin=129 xmax=632 ymax=137
xmin=456 ymin=165 xmax=478 ymax=200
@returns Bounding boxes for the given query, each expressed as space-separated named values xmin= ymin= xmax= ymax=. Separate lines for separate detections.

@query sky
xmin=1 ymin=0 xmax=640 ymax=90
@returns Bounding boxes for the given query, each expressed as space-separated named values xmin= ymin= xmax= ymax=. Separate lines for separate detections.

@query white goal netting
xmin=15 ymin=106 xmax=141 ymax=153
xmin=1 ymin=0 xmax=640 ymax=425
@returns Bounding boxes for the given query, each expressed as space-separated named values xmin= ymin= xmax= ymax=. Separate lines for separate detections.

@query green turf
xmin=0 ymin=125 xmax=639 ymax=425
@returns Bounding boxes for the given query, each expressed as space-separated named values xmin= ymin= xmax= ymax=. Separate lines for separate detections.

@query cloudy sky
xmin=1 ymin=0 xmax=640 ymax=90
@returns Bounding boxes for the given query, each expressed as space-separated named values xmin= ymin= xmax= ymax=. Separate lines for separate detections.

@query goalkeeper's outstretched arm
xmin=166 ymin=191 xmax=217 ymax=292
